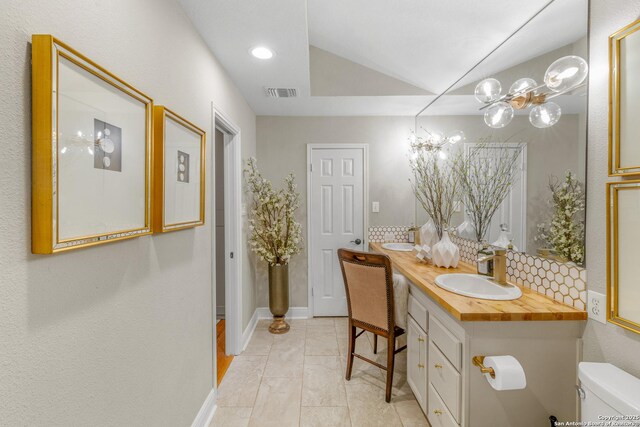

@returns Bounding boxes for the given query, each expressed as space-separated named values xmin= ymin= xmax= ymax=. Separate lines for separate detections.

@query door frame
xmin=212 ymin=103 xmax=243 ymax=368
xmin=306 ymin=143 xmax=369 ymax=318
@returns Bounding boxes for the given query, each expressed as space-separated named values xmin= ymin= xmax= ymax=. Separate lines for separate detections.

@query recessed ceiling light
xmin=250 ymin=46 xmax=274 ymax=60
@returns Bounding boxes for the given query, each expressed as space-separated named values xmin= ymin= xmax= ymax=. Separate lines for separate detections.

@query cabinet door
xmin=407 ymin=316 xmax=427 ymax=412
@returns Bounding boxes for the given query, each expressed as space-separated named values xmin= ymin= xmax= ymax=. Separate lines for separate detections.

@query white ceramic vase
xmin=420 ymin=219 xmax=438 ymax=248
xmin=456 ymin=220 xmax=476 ymax=240
xmin=432 ymin=231 xmax=460 ymax=268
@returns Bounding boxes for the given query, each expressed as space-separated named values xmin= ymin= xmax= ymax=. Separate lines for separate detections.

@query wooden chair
xmin=337 ymin=248 xmax=407 ymax=403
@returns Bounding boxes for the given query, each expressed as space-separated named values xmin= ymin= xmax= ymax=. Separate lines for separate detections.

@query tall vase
xmin=268 ymin=263 xmax=290 ymax=334
xmin=432 ymin=231 xmax=460 ymax=268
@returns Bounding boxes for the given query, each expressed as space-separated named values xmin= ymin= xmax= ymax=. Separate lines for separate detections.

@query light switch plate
xmin=372 ymin=201 xmax=380 ymax=213
xmin=587 ymin=290 xmax=607 ymax=324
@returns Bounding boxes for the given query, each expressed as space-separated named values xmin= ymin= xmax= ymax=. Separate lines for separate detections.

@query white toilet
xmin=578 ymin=362 xmax=640 ymax=424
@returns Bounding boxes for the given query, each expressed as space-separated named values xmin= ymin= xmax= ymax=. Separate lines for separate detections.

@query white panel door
xmin=310 ymin=147 xmax=365 ymax=317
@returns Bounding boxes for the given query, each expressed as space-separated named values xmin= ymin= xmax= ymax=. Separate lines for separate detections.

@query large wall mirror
xmin=413 ymin=0 xmax=588 ymax=266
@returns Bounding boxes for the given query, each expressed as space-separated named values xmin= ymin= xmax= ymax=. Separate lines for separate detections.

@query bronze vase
xmin=268 ymin=263 xmax=290 ymax=334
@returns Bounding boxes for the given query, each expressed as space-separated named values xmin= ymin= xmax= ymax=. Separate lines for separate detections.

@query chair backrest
xmin=337 ymin=248 xmax=395 ymax=333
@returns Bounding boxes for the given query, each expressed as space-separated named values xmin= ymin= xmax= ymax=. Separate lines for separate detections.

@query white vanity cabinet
xmin=407 ymin=294 xmax=428 ymax=412
xmin=403 ymin=278 xmax=584 ymax=427
xmin=407 ymin=282 xmax=467 ymax=427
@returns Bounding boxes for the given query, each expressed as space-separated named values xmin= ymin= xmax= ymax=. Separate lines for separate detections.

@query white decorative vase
xmin=456 ymin=220 xmax=475 ymax=240
xmin=420 ymin=219 xmax=438 ymax=248
xmin=432 ymin=231 xmax=460 ymax=268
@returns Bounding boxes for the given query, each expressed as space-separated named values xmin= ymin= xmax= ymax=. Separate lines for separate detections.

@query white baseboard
xmin=255 ymin=306 xmax=310 ymax=320
xmin=241 ymin=309 xmax=259 ymax=352
xmin=191 ymin=388 xmax=216 ymax=427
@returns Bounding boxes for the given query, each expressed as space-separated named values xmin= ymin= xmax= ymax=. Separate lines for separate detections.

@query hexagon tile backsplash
xmin=368 ymin=226 xmax=587 ymax=310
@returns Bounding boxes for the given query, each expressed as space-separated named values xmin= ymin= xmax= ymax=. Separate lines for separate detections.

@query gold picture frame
xmin=606 ymin=180 xmax=640 ymax=334
xmin=31 ymin=35 xmax=153 ymax=254
xmin=152 ymin=106 xmax=206 ymax=233
xmin=609 ymin=18 xmax=640 ymax=176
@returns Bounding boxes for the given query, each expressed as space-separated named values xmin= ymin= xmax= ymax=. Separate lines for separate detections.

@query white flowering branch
xmin=454 ymin=140 xmax=523 ymax=242
xmin=410 ymin=148 xmax=461 ymax=239
xmin=535 ymin=171 xmax=585 ymax=264
xmin=245 ymin=158 xmax=302 ymax=266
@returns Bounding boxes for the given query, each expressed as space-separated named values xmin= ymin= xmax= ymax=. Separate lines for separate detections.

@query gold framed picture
xmin=152 ymin=106 xmax=206 ymax=233
xmin=31 ymin=35 xmax=153 ymax=254
xmin=607 ymin=180 xmax=640 ymax=334
xmin=609 ymin=18 xmax=640 ymax=176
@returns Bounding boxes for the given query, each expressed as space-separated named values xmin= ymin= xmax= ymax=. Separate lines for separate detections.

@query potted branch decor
xmin=410 ymin=147 xmax=462 ymax=267
xmin=535 ymin=171 xmax=585 ymax=264
xmin=454 ymin=141 xmax=523 ymax=243
xmin=245 ymin=158 xmax=302 ymax=334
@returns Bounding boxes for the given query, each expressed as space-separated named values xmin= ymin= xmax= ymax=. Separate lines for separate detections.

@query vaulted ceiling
xmin=178 ymin=0 xmax=587 ymax=116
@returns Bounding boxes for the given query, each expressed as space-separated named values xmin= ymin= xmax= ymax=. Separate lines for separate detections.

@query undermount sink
xmin=382 ymin=242 xmax=415 ymax=252
xmin=435 ymin=274 xmax=522 ymax=301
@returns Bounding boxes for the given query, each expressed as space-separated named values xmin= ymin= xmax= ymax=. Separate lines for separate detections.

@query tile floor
xmin=210 ymin=317 xmax=429 ymax=427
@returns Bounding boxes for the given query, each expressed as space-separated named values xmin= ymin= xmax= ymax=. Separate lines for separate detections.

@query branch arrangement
xmin=245 ymin=158 xmax=302 ymax=266
xmin=454 ymin=139 xmax=523 ymax=242
xmin=535 ymin=171 xmax=585 ymax=264
xmin=410 ymin=149 xmax=461 ymax=239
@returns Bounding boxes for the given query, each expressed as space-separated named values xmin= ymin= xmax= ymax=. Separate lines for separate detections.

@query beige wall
xmin=256 ymin=115 xmax=582 ymax=308
xmin=582 ymin=0 xmax=640 ymax=376
xmin=0 ymin=1 xmax=256 ymax=425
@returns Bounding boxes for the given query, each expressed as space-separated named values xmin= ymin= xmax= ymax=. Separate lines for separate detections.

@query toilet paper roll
xmin=483 ymin=356 xmax=526 ymax=391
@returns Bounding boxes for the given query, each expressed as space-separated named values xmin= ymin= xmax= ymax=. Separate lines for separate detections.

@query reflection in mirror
xmin=413 ymin=0 xmax=588 ymax=265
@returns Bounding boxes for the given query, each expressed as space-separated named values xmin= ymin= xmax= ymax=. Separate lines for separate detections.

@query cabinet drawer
xmin=429 ymin=341 xmax=461 ymax=422
xmin=429 ymin=315 xmax=461 ymax=371
xmin=428 ymin=383 xmax=459 ymax=427
xmin=408 ymin=293 xmax=428 ymax=331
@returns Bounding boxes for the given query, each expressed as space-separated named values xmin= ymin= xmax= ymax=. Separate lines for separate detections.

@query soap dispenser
xmin=477 ymin=241 xmax=494 ymax=276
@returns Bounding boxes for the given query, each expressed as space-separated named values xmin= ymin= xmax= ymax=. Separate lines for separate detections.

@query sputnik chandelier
xmin=474 ymin=55 xmax=588 ymax=129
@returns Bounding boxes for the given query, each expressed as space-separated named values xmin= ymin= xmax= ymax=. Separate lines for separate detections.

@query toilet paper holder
xmin=472 ymin=355 xmax=496 ymax=378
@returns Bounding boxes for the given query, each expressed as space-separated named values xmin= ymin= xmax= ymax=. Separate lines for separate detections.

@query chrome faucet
xmin=477 ymin=248 xmax=508 ymax=285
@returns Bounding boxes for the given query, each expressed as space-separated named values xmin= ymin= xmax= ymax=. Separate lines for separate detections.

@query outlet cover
xmin=372 ymin=201 xmax=380 ymax=213
xmin=587 ymin=290 xmax=607 ymax=324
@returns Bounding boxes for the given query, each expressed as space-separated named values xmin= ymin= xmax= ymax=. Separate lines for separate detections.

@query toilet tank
xmin=579 ymin=362 xmax=640 ymax=425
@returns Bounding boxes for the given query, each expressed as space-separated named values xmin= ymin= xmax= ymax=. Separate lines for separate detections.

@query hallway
xmin=210 ymin=317 xmax=428 ymax=427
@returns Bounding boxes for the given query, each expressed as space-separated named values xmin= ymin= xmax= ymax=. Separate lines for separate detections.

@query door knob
xmin=350 ymin=238 xmax=362 ymax=245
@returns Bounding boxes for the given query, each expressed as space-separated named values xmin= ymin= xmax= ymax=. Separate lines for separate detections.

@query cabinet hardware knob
xmin=434 ymin=364 xmax=443 ymax=369
xmin=433 ymin=409 xmax=443 ymax=415
xmin=417 ymin=337 xmax=425 ymax=342
xmin=418 ymin=363 xmax=424 ymax=368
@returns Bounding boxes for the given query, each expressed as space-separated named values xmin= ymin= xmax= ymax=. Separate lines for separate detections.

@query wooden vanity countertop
xmin=370 ymin=242 xmax=587 ymax=322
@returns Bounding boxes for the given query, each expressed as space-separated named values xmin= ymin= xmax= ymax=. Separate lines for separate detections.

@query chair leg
xmin=373 ymin=334 xmax=377 ymax=354
xmin=346 ymin=323 xmax=356 ymax=381
xmin=385 ymin=334 xmax=395 ymax=403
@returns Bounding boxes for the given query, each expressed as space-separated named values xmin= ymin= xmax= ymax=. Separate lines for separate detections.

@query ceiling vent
xmin=265 ymin=87 xmax=298 ymax=98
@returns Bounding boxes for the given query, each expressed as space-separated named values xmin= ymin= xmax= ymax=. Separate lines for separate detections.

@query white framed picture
xmin=153 ymin=106 xmax=206 ymax=232
xmin=31 ymin=35 xmax=153 ymax=254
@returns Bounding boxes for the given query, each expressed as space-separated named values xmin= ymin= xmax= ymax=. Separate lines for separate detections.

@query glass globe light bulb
xmin=474 ymin=78 xmax=502 ymax=103
xmin=484 ymin=102 xmax=514 ymax=129
xmin=544 ymin=56 xmax=588 ymax=92
xmin=529 ymin=102 xmax=561 ymax=128
xmin=447 ymin=130 xmax=465 ymax=144
xmin=509 ymin=78 xmax=537 ymax=95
